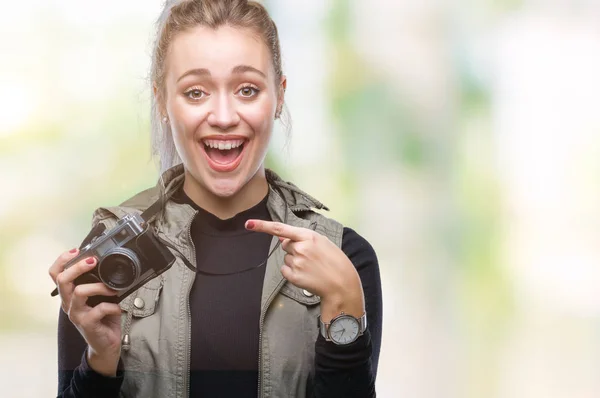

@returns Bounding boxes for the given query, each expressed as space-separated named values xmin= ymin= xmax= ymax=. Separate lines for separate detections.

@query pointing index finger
xmin=245 ymin=219 xmax=311 ymax=241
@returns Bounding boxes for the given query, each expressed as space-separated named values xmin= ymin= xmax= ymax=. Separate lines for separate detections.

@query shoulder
xmin=298 ymin=210 xmax=345 ymax=242
xmin=341 ymin=227 xmax=378 ymax=261
xmin=266 ymin=168 xmax=346 ymax=242
xmin=90 ymin=186 xmax=159 ymax=228
xmin=90 ymin=164 xmax=185 ymax=226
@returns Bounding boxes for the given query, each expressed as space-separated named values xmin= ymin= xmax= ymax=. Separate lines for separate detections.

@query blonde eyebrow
xmin=177 ymin=65 xmax=266 ymax=83
xmin=231 ymin=65 xmax=266 ymax=78
xmin=177 ymin=68 xmax=210 ymax=83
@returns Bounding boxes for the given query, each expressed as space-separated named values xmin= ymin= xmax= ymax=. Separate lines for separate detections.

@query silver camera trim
xmin=62 ymin=212 xmax=150 ymax=296
xmin=81 ymin=213 xmax=145 ymax=253
xmin=97 ymin=247 xmax=142 ymax=291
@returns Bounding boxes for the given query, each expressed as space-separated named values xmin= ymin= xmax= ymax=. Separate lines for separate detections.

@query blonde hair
xmin=150 ymin=0 xmax=286 ymax=172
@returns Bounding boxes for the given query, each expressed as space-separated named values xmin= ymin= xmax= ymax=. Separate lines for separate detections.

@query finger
xmin=57 ymin=257 xmax=97 ymax=289
xmin=281 ymin=238 xmax=294 ymax=254
xmin=81 ymin=302 xmax=122 ymax=327
xmin=284 ymin=253 xmax=297 ymax=269
xmin=56 ymin=257 xmax=96 ymax=307
xmin=49 ymin=248 xmax=80 ymax=283
xmin=280 ymin=264 xmax=296 ymax=283
xmin=246 ymin=219 xmax=312 ymax=241
xmin=70 ymin=282 xmax=119 ymax=312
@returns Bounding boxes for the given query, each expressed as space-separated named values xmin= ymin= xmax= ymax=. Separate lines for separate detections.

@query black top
xmin=179 ymin=189 xmax=271 ymax=397
xmin=57 ymin=188 xmax=382 ymax=398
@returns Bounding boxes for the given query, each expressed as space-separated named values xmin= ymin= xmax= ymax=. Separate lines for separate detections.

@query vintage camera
xmin=63 ymin=213 xmax=176 ymax=307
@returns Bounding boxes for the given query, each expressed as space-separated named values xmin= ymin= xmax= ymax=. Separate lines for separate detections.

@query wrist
xmin=320 ymin=288 xmax=365 ymax=323
xmin=87 ymin=347 xmax=120 ymax=377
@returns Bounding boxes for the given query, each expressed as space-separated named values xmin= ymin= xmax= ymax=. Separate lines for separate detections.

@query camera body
xmin=64 ymin=213 xmax=176 ymax=307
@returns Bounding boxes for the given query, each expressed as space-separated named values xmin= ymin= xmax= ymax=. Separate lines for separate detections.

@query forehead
xmin=166 ymin=25 xmax=273 ymax=80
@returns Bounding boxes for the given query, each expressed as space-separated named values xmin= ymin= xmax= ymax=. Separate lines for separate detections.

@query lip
xmin=199 ymin=135 xmax=248 ymax=173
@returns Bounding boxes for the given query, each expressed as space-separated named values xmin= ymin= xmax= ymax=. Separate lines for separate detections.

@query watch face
xmin=329 ymin=316 xmax=360 ymax=345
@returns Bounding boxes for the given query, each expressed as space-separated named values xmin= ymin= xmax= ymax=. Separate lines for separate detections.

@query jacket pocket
xmin=118 ymin=275 xmax=166 ymax=376
xmin=118 ymin=275 xmax=174 ymax=398
xmin=119 ymin=275 xmax=164 ymax=353
xmin=279 ymin=282 xmax=321 ymax=306
xmin=119 ymin=275 xmax=164 ymax=318
xmin=278 ymin=282 xmax=322 ymax=337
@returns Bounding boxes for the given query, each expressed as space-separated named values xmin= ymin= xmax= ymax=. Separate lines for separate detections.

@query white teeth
xmin=203 ymin=139 xmax=244 ymax=150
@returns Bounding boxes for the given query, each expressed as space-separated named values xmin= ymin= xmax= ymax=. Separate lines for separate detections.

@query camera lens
xmin=98 ymin=248 xmax=140 ymax=290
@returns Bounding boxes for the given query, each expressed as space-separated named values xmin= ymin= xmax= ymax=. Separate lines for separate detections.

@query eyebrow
xmin=177 ymin=64 xmax=266 ymax=83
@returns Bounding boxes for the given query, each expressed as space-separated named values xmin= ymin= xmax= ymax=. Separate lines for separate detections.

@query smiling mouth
xmin=201 ymin=137 xmax=247 ymax=172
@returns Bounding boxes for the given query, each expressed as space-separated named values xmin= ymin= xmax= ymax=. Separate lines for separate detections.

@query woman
xmin=48 ymin=1 xmax=382 ymax=397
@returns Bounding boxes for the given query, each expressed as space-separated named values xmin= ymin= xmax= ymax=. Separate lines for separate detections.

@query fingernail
xmin=69 ymin=248 xmax=77 ymax=253
xmin=85 ymin=257 xmax=95 ymax=265
xmin=245 ymin=221 xmax=255 ymax=230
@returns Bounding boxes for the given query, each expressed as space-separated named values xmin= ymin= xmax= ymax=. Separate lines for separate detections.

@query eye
xmin=238 ymin=85 xmax=260 ymax=98
xmin=184 ymin=89 xmax=206 ymax=101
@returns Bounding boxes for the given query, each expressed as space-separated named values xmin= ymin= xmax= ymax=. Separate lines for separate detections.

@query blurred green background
xmin=2 ymin=0 xmax=600 ymax=396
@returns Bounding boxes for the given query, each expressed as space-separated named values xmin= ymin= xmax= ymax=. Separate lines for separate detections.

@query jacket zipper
xmin=257 ymin=277 xmax=287 ymax=398
xmin=184 ymin=212 xmax=198 ymax=398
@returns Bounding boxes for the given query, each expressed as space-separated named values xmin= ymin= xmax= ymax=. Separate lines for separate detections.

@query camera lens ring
xmin=98 ymin=248 xmax=141 ymax=291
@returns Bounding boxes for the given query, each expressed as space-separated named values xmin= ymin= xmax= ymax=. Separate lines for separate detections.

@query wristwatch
xmin=319 ymin=312 xmax=367 ymax=345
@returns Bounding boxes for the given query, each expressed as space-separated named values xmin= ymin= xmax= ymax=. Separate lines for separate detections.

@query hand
xmin=245 ymin=220 xmax=365 ymax=322
xmin=49 ymin=249 xmax=122 ymax=376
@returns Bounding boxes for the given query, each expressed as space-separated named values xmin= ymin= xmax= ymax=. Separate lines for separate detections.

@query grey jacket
xmin=91 ymin=165 xmax=344 ymax=398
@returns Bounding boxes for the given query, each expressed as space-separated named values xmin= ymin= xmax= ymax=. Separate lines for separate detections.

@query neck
xmin=182 ymin=168 xmax=269 ymax=220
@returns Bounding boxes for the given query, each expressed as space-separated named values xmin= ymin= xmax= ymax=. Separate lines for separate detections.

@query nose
xmin=207 ymin=93 xmax=240 ymax=130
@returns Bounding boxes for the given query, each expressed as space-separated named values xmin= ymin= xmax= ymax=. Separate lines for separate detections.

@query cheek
xmin=243 ymin=99 xmax=276 ymax=138
xmin=169 ymin=100 xmax=206 ymax=140
xmin=167 ymin=106 xmax=206 ymax=165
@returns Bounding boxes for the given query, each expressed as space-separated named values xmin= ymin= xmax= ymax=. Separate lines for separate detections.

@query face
xmin=159 ymin=25 xmax=285 ymax=198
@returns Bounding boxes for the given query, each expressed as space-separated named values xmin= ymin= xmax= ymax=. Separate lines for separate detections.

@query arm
xmin=245 ymin=220 xmax=383 ymax=397
xmin=50 ymin=248 xmax=124 ymax=398
xmin=313 ymin=227 xmax=382 ymax=398
xmin=57 ymin=309 xmax=124 ymax=398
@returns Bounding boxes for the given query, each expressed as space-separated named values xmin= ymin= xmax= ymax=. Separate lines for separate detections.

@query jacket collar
xmin=98 ymin=163 xmax=328 ymax=244
xmin=119 ymin=164 xmax=328 ymax=211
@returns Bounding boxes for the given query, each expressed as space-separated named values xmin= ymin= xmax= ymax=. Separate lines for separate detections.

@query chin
xmin=206 ymin=176 xmax=244 ymax=198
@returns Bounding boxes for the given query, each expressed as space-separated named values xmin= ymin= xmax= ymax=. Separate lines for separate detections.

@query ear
xmin=153 ymin=82 xmax=166 ymax=116
xmin=277 ymin=75 xmax=287 ymax=110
